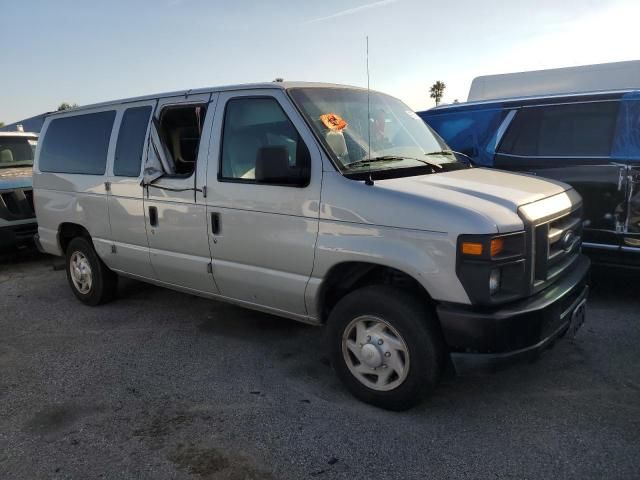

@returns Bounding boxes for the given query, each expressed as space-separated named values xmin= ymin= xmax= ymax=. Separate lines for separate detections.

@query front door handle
xmin=211 ymin=212 xmax=220 ymax=234
xmin=148 ymin=206 xmax=158 ymax=227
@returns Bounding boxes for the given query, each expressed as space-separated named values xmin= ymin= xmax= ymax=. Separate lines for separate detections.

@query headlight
xmin=456 ymin=232 xmax=527 ymax=305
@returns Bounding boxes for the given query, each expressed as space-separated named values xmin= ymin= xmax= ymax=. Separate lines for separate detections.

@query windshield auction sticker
xmin=320 ymin=113 xmax=348 ymax=131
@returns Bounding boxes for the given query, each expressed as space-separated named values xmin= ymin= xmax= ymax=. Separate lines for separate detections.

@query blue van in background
xmin=418 ymin=90 xmax=640 ymax=267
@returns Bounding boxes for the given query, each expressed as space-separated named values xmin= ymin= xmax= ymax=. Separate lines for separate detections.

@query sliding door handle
xmin=211 ymin=212 xmax=220 ymax=234
xmin=148 ymin=206 xmax=158 ymax=227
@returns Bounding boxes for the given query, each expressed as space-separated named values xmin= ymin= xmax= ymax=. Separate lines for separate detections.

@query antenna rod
xmin=366 ymin=36 xmax=374 ymax=186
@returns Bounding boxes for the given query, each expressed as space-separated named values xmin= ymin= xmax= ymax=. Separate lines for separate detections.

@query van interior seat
xmin=223 ymin=132 xmax=260 ymax=179
xmin=0 ymin=149 xmax=14 ymax=164
xmin=159 ymin=104 xmax=207 ymax=175
xmin=170 ymin=127 xmax=200 ymax=166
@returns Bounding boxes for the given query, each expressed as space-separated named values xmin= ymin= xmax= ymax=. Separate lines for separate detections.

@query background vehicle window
xmin=0 ymin=137 xmax=36 ymax=168
xmin=114 ymin=106 xmax=152 ymax=177
xmin=220 ymin=97 xmax=310 ymax=183
xmin=420 ymin=108 xmax=508 ymax=165
xmin=39 ymin=111 xmax=116 ymax=174
xmin=498 ymin=102 xmax=619 ymax=157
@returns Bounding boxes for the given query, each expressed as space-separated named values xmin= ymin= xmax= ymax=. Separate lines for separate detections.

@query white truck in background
xmin=468 ymin=60 xmax=640 ymax=102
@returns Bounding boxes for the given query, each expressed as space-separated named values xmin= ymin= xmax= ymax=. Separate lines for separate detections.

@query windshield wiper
xmin=425 ymin=150 xmax=475 ymax=166
xmin=346 ymin=155 xmax=442 ymax=170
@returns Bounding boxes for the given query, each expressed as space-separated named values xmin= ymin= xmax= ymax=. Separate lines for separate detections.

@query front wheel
xmin=65 ymin=237 xmax=117 ymax=306
xmin=327 ymin=285 xmax=444 ymax=411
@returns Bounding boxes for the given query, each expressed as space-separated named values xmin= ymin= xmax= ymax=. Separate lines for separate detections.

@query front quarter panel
xmin=305 ymin=220 xmax=469 ymax=318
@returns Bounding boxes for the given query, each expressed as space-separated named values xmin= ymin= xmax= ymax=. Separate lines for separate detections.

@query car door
xmin=205 ymin=89 xmax=322 ymax=317
xmin=608 ymin=95 xmax=640 ymax=254
xmin=105 ymin=100 xmax=156 ymax=278
xmin=143 ymin=92 xmax=220 ymax=294
xmin=624 ymin=165 xmax=640 ymax=247
xmin=494 ymin=100 xmax=626 ymax=248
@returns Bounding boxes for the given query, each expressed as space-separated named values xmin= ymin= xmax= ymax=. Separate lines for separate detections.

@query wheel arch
xmin=58 ymin=222 xmax=92 ymax=254
xmin=314 ymin=261 xmax=436 ymax=324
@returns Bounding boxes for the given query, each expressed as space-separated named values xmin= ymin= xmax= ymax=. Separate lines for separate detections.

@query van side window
xmin=498 ymin=102 xmax=619 ymax=157
xmin=157 ymin=104 xmax=207 ymax=176
xmin=39 ymin=111 xmax=116 ymax=174
xmin=114 ymin=106 xmax=152 ymax=177
xmin=220 ymin=97 xmax=310 ymax=185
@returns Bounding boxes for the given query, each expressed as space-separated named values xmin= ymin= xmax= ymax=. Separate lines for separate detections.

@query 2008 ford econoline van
xmin=33 ymin=82 xmax=589 ymax=410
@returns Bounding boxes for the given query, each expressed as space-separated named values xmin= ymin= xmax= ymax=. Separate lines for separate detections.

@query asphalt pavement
xmin=1 ymin=249 xmax=639 ymax=479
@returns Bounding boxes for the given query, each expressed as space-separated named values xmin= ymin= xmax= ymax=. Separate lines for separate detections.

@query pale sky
xmin=1 ymin=0 xmax=639 ymax=124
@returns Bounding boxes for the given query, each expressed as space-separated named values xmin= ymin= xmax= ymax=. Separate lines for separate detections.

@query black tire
xmin=327 ymin=285 xmax=444 ymax=411
xmin=65 ymin=237 xmax=117 ymax=306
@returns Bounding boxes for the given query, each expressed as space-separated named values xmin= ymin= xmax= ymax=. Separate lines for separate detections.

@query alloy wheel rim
xmin=341 ymin=315 xmax=410 ymax=392
xmin=69 ymin=251 xmax=92 ymax=294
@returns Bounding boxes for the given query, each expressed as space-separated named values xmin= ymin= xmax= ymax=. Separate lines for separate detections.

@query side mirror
xmin=255 ymin=146 xmax=308 ymax=186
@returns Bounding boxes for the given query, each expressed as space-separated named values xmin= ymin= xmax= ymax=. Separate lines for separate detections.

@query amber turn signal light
xmin=461 ymin=242 xmax=483 ymax=255
xmin=490 ymin=238 xmax=505 ymax=257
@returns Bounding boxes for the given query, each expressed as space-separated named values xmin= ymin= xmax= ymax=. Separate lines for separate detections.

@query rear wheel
xmin=65 ymin=237 xmax=117 ymax=306
xmin=327 ymin=285 xmax=444 ymax=410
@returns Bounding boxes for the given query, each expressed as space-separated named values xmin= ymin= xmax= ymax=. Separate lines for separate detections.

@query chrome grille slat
xmin=548 ymin=216 xmax=581 ymax=244
xmin=533 ymin=207 xmax=583 ymax=286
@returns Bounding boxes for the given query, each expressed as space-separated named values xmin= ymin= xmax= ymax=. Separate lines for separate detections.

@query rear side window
xmin=40 ymin=111 xmax=116 ymax=174
xmin=498 ymin=101 xmax=619 ymax=157
xmin=114 ymin=106 xmax=152 ymax=177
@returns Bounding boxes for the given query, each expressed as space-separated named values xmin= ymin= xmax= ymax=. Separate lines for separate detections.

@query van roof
xmin=421 ymin=89 xmax=640 ymax=115
xmin=45 ymin=81 xmax=368 ymax=117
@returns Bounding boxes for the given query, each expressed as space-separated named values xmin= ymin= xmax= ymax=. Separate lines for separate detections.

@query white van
xmin=33 ymin=82 xmax=589 ymax=410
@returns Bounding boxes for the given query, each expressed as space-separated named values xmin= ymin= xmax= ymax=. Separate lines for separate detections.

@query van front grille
xmin=533 ymin=207 xmax=582 ymax=288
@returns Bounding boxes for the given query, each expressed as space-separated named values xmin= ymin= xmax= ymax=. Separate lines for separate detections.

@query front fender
xmin=305 ymin=220 xmax=471 ymax=319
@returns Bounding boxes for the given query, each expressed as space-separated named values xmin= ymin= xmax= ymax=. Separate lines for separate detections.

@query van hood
xmin=379 ymin=167 xmax=569 ymax=212
xmin=0 ymin=166 xmax=33 ymax=190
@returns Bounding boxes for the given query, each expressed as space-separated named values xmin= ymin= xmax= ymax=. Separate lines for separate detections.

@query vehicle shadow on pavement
xmin=416 ymin=265 xmax=639 ymax=417
xmin=0 ymin=246 xmax=52 ymax=267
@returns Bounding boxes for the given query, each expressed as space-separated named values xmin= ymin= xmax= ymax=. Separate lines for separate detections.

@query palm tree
xmin=429 ymin=81 xmax=446 ymax=106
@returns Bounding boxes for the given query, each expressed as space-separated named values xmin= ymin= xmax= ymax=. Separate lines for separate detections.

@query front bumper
xmin=437 ymin=254 xmax=590 ymax=374
xmin=0 ymin=221 xmax=38 ymax=250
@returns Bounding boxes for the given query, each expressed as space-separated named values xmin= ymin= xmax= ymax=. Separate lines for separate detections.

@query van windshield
xmin=289 ymin=87 xmax=459 ymax=174
xmin=0 ymin=137 xmax=37 ymax=169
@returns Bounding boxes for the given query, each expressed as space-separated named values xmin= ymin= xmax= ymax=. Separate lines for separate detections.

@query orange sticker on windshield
xmin=320 ymin=113 xmax=347 ymax=131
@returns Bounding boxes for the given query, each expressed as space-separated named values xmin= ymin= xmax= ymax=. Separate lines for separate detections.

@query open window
xmin=155 ymin=104 xmax=207 ymax=177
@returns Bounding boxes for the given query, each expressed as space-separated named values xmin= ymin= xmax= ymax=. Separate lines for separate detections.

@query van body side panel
xmin=143 ymin=93 xmax=219 ymax=294
xmin=32 ymin=176 xmax=110 ymax=255
xmin=33 ymin=107 xmax=117 ymax=258
xmin=306 ymin=172 xmax=474 ymax=314
xmin=205 ymin=89 xmax=322 ymax=316
xmin=614 ymin=95 xmax=640 ymax=246
xmin=105 ymin=101 xmax=156 ymax=278
xmin=306 ymin=221 xmax=465 ymax=317
xmin=625 ymin=165 xmax=640 ymax=242
xmin=493 ymin=100 xmax=625 ymax=247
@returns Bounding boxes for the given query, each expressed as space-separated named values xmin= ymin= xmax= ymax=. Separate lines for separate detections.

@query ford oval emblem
xmin=561 ymin=230 xmax=576 ymax=251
